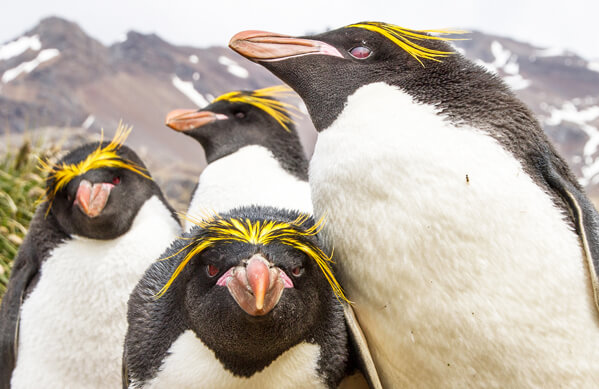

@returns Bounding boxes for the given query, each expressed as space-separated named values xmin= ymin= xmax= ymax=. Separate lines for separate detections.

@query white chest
xmin=310 ymin=83 xmax=599 ymax=387
xmin=185 ymin=145 xmax=312 ymax=231
xmin=137 ymin=330 xmax=325 ymax=389
xmin=12 ymin=196 xmax=181 ymax=389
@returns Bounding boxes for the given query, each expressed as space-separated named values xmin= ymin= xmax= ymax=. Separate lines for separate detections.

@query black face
xmin=166 ymin=96 xmax=309 ymax=179
xmin=124 ymin=207 xmax=348 ymax=384
xmin=181 ymin=238 xmax=328 ymax=374
xmin=189 ymin=99 xmax=291 ymax=160
xmin=230 ymin=24 xmax=495 ymax=132
xmin=47 ymin=143 xmax=157 ymax=240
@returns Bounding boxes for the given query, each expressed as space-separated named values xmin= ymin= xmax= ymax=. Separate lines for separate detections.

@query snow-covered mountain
xmin=0 ymin=17 xmax=298 ymax=164
xmin=1 ymin=17 xmax=599 ymax=198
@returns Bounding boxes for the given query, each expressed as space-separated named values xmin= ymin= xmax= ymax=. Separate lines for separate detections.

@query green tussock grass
xmin=0 ymin=139 xmax=58 ymax=299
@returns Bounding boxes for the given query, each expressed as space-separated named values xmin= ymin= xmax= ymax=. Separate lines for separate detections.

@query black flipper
xmin=342 ymin=302 xmax=382 ymax=389
xmin=0 ymin=240 xmax=40 ymax=388
xmin=541 ymin=156 xmax=599 ymax=315
xmin=0 ymin=209 xmax=67 ymax=389
xmin=122 ymin=345 xmax=130 ymax=389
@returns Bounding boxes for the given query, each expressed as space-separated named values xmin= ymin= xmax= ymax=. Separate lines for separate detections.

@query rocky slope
xmin=1 ymin=17 xmax=598 ymax=202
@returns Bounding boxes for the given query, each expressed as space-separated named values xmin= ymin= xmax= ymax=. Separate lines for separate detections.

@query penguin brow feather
xmin=38 ymin=122 xmax=151 ymax=214
xmin=212 ymin=85 xmax=301 ymax=132
xmin=347 ymin=21 xmax=468 ymax=66
xmin=155 ymin=214 xmax=349 ymax=302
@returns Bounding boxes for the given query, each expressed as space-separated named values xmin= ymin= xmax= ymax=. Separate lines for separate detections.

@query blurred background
xmin=1 ymin=1 xmax=599 ymax=294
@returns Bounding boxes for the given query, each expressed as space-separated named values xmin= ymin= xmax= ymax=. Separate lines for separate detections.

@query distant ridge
xmin=1 ymin=17 xmax=599 ymax=197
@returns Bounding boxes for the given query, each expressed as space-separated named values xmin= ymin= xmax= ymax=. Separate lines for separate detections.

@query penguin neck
xmin=209 ymin=340 xmax=293 ymax=376
xmin=196 ymin=131 xmax=308 ymax=181
xmin=389 ymin=59 xmax=536 ymax=130
xmin=298 ymin=56 xmax=535 ymax=135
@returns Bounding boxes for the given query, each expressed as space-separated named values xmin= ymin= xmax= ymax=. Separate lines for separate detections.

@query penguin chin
xmin=56 ymin=193 xmax=137 ymax=240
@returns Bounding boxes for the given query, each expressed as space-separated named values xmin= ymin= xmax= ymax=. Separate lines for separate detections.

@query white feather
xmin=12 ymin=196 xmax=181 ymax=389
xmin=310 ymin=82 xmax=599 ymax=387
xmin=135 ymin=330 xmax=325 ymax=389
xmin=185 ymin=145 xmax=312 ymax=231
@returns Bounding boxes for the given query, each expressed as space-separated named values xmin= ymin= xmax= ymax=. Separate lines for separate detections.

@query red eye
xmin=291 ymin=266 xmax=304 ymax=277
xmin=112 ymin=176 xmax=121 ymax=185
xmin=207 ymin=264 xmax=219 ymax=277
xmin=349 ymin=46 xmax=372 ymax=59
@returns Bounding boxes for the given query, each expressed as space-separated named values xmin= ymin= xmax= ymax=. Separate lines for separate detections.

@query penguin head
xmin=156 ymin=206 xmax=345 ymax=372
xmin=41 ymin=125 xmax=158 ymax=239
xmin=164 ymin=86 xmax=304 ymax=164
xmin=230 ymin=22 xmax=467 ymax=131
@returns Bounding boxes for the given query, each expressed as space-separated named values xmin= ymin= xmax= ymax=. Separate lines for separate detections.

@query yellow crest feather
xmin=155 ymin=214 xmax=348 ymax=302
xmin=212 ymin=85 xmax=300 ymax=132
xmin=347 ymin=21 xmax=468 ymax=66
xmin=39 ymin=123 xmax=151 ymax=214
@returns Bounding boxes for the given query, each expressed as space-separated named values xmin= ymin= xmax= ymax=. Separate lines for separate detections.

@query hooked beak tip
xmin=75 ymin=180 xmax=113 ymax=218
xmin=164 ymin=110 xmax=227 ymax=132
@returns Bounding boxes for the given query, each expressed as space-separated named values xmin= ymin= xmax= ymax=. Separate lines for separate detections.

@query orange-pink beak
xmin=219 ymin=254 xmax=293 ymax=316
xmin=74 ymin=179 xmax=114 ymax=218
xmin=229 ymin=30 xmax=343 ymax=62
xmin=165 ymin=109 xmax=228 ymax=132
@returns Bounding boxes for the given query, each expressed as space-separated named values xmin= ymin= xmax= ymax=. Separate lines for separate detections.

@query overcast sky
xmin=2 ymin=0 xmax=599 ymax=59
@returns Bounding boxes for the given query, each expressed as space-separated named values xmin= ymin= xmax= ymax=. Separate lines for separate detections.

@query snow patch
xmin=171 ymin=75 xmax=209 ymax=107
xmin=192 ymin=72 xmax=200 ymax=81
xmin=114 ymin=33 xmax=128 ymax=44
xmin=545 ymin=103 xmax=599 ymax=128
xmin=477 ymin=41 xmax=530 ymax=91
xmin=82 ymin=115 xmax=95 ymax=129
xmin=490 ymin=41 xmax=510 ymax=69
xmin=475 ymin=59 xmax=496 ymax=74
xmin=0 ymin=35 xmax=41 ymax=61
xmin=588 ymin=61 xmax=599 ymax=73
xmin=218 ymin=56 xmax=249 ymax=79
xmin=545 ymin=101 xmax=599 ymax=186
xmin=503 ymin=75 xmax=531 ymax=91
xmin=1 ymin=48 xmax=60 ymax=83
xmin=535 ymin=47 xmax=568 ymax=57
xmin=189 ymin=55 xmax=199 ymax=64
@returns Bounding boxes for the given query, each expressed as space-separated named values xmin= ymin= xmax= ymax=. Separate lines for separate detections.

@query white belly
xmin=137 ymin=330 xmax=326 ymax=389
xmin=310 ymin=83 xmax=599 ymax=388
xmin=185 ymin=145 xmax=312 ymax=231
xmin=12 ymin=196 xmax=181 ymax=389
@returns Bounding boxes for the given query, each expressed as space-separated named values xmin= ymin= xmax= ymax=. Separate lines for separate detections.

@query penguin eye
xmin=291 ymin=266 xmax=304 ymax=277
xmin=112 ymin=176 xmax=121 ymax=185
xmin=349 ymin=46 xmax=372 ymax=59
xmin=234 ymin=111 xmax=246 ymax=119
xmin=207 ymin=264 xmax=219 ymax=277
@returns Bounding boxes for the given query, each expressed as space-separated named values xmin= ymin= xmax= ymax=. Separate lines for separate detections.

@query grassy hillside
xmin=0 ymin=139 xmax=57 ymax=298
